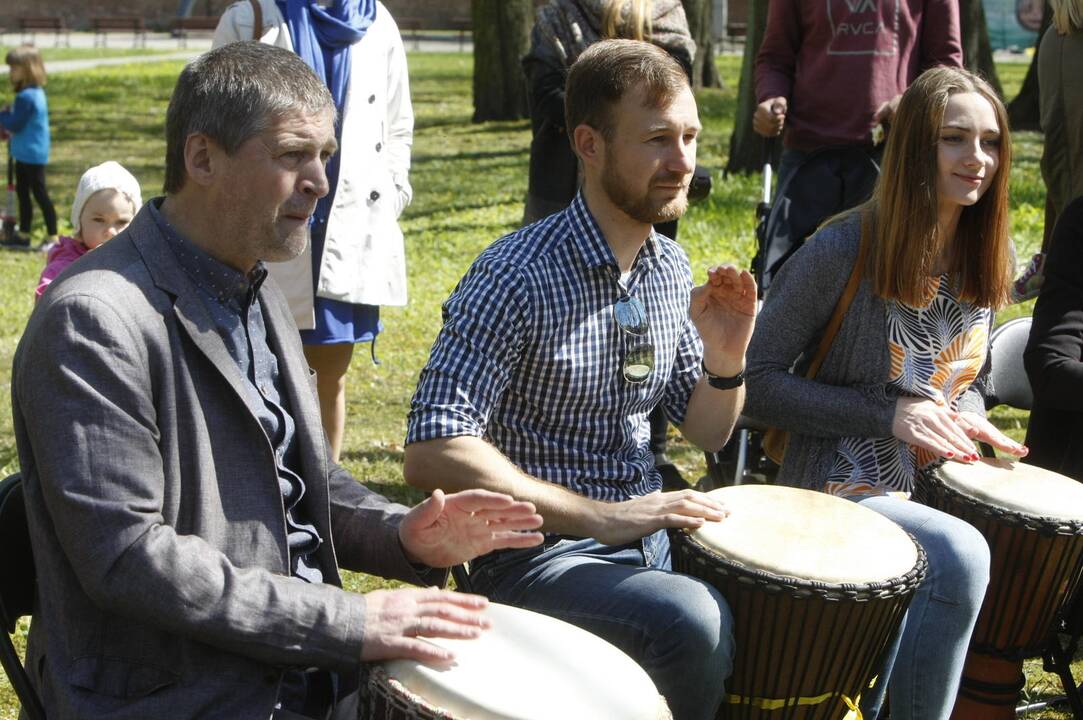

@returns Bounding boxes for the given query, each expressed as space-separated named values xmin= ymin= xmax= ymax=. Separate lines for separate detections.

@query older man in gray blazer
xmin=11 ymin=42 xmax=543 ymax=720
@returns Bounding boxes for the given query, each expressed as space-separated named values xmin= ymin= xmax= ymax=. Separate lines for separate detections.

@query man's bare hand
xmin=873 ymin=94 xmax=902 ymax=127
xmin=690 ymin=264 xmax=757 ymax=377
xmin=753 ymin=97 xmax=787 ymax=137
xmin=360 ymin=587 xmax=491 ymax=663
xmin=399 ymin=488 xmax=543 ymax=568
xmin=593 ymin=490 xmax=728 ymax=546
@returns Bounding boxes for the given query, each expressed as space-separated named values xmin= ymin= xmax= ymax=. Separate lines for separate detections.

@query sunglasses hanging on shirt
xmin=613 ymin=294 xmax=655 ymax=384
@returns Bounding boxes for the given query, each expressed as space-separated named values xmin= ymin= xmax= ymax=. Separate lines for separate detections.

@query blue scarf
xmin=277 ymin=0 xmax=376 ymax=224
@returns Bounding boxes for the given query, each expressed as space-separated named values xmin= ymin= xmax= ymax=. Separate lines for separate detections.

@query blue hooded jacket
xmin=0 ymin=86 xmax=50 ymax=164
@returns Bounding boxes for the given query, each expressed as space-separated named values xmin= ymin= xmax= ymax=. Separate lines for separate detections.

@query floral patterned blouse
xmin=825 ymin=275 xmax=991 ymax=499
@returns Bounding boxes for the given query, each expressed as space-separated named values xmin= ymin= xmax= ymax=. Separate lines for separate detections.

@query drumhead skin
xmin=380 ymin=603 xmax=665 ymax=720
xmin=690 ymin=485 xmax=919 ymax=585
xmin=937 ymin=458 xmax=1083 ymax=522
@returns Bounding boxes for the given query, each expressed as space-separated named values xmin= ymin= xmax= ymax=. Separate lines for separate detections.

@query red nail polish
xmin=946 ymin=452 xmax=955 ymax=458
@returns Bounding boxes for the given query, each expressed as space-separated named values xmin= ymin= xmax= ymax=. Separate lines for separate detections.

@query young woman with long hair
xmin=744 ymin=66 xmax=1028 ymax=718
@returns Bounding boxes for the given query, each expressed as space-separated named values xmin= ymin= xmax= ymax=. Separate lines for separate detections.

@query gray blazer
xmin=745 ymin=214 xmax=988 ymax=490
xmin=12 ymin=206 xmax=426 ymax=720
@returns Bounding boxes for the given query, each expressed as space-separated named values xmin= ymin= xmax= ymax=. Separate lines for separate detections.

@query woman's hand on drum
xmin=892 ymin=398 xmax=981 ymax=461
xmin=360 ymin=586 xmax=492 ymax=663
xmin=399 ymin=488 xmax=544 ymax=569
xmin=956 ymin=411 xmax=1028 ymax=457
xmin=593 ymin=490 xmax=729 ymax=547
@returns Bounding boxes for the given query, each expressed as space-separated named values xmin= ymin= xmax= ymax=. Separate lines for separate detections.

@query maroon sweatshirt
xmin=755 ymin=0 xmax=962 ymax=151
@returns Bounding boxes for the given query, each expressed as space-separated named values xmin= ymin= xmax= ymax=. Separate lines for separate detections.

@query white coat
xmin=214 ymin=0 xmax=413 ymax=329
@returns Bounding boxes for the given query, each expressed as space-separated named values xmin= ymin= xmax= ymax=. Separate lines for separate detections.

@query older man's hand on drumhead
xmin=593 ymin=489 xmax=729 ymax=547
xmin=361 ymin=587 xmax=492 ymax=663
xmin=399 ymin=488 xmax=544 ymax=569
xmin=957 ymin=412 xmax=1028 ymax=458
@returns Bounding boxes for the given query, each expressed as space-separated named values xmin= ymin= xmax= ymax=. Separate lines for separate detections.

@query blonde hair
xmin=861 ymin=67 xmax=1012 ymax=309
xmin=6 ymin=45 xmax=46 ymax=91
xmin=602 ymin=0 xmax=652 ymax=41
xmin=1052 ymin=0 xmax=1083 ymax=33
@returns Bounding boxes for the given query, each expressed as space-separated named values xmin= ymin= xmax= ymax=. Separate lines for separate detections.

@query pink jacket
xmin=36 ymin=235 xmax=88 ymax=300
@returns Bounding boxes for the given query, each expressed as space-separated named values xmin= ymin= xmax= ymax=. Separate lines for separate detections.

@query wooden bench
xmin=91 ymin=16 xmax=147 ymax=48
xmin=171 ymin=15 xmax=220 ymax=48
xmin=397 ymin=16 xmax=423 ymax=51
xmin=394 ymin=16 xmax=471 ymax=52
xmin=449 ymin=16 xmax=472 ymax=52
xmin=18 ymin=16 xmax=69 ymax=47
xmin=723 ymin=21 xmax=747 ymax=52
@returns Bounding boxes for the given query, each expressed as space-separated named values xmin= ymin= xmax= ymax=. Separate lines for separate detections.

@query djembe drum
xmin=364 ymin=602 xmax=672 ymax=720
xmin=914 ymin=458 xmax=1083 ymax=719
xmin=672 ymin=485 xmax=926 ymax=720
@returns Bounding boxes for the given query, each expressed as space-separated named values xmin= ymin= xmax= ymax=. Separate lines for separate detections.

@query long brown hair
xmin=6 ymin=45 xmax=46 ymax=91
xmin=1052 ymin=0 xmax=1083 ymax=33
xmin=864 ymin=66 xmax=1012 ymax=309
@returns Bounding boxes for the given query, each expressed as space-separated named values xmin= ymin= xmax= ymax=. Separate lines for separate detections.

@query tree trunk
xmin=471 ymin=0 xmax=533 ymax=122
xmin=725 ymin=0 xmax=769 ymax=175
xmin=959 ymin=0 xmax=1004 ymax=98
xmin=681 ymin=0 xmax=722 ymax=89
xmin=1006 ymin=1 xmax=1052 ymax=131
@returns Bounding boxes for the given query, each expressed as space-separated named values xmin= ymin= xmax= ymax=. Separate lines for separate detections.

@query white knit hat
xmin=70 ymin=161 xmax=143 ymax=235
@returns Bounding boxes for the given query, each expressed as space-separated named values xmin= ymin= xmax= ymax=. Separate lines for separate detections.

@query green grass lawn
xmin=0 ymin=53 xmax=1075 ymax=717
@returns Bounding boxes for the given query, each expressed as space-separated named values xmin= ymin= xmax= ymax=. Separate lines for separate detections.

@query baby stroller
xmin=702 ymin=142 xmax=881 ymax=488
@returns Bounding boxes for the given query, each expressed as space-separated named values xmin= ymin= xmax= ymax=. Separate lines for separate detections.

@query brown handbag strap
xmin=804 ymin=214 xmax=869 ymax=379
xmin=249 ymin=0 xmax=263 ymax=40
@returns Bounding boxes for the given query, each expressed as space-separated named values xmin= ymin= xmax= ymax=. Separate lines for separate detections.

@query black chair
xmin=983 ymin=316 xmax=1034 ymax=413
xmin=0 ymin=472 xmax=46 ymax=720
xmin=450 ymin=563 xmax=474 ymax=594
xmin=978 ymin=316 xmax=1033 ymax=460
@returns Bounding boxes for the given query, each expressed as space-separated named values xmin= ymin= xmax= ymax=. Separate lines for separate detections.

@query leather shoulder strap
xmin=805 ymin=214 xmax=869 ymax=379
xmin=249 ymin=0 xmax=263 ymax=40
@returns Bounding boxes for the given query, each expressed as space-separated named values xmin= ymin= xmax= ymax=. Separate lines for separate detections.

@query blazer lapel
xmin=127 ymin=207 xmax=258 ymax=415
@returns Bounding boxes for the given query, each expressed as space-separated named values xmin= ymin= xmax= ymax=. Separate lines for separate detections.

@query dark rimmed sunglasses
xmin=614 ymin=295 xmax=655 ymax=384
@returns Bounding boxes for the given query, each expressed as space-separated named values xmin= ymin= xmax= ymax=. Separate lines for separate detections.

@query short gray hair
xmin=164 ymin=41 xmax=335 ymax=193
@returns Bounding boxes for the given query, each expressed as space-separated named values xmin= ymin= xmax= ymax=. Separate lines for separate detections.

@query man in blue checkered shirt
xmin=405 ymin=40 xmax=755 ymax=720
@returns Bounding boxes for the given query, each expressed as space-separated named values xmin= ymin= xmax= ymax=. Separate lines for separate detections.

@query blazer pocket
xmin=68 ymin=655 xmax=179 ymax=699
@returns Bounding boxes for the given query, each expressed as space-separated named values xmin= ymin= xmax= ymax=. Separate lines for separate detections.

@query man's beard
xmin=601 ymin=165 xmax=689 ymax=225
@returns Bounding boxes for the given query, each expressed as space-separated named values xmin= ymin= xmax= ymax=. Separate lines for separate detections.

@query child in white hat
xmin=35 ymin=161 xmax=142 ymax=300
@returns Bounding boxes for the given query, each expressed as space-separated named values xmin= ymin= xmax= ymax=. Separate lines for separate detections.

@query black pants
xmin=14 ymin=161 xmax=58 ymax=236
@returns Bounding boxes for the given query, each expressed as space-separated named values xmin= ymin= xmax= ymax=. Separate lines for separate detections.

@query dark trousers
xmin=14 ymin=161 xmax=58 ymax=236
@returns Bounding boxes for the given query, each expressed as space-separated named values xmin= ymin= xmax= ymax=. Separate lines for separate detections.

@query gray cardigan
xmin=745 ymin=213 xmax=989 ymax=490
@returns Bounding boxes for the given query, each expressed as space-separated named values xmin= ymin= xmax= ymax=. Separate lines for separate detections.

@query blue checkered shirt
xmin=407 ymin=193 xmax=704 ymax=501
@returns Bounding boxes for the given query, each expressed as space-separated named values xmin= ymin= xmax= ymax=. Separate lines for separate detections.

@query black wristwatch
xmin=701 ymin=360 xmax=744 ymax=390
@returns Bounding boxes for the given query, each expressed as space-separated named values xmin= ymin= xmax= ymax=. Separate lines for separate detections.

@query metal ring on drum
xmin=671 ymin=484 xmax=926 ymax=720
xmin=914 ymin=457 xmax=1083 ymax=719
xmin=364 ymin=602 xmax=672 ymax=720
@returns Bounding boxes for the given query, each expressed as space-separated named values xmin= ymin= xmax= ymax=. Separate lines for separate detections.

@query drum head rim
xmin=673 ymin=528 xmax=928 ymax=601
xmin=918 ymin=466 xmax=1083 ymax=536
xmin=368 ymin=665 xmax=459 ymax=719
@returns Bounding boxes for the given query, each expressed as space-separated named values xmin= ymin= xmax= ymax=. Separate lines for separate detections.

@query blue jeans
xmin=468 ymin=530 xmax=734 ymax=720
xmin=857 ymin=496 xmax=991 ymax=720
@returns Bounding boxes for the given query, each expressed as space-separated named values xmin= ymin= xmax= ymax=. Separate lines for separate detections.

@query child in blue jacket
xmin=0 ymin=45 xmax=57 ymax=248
